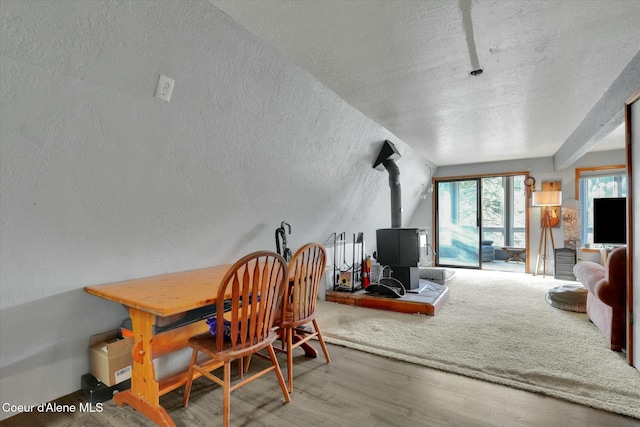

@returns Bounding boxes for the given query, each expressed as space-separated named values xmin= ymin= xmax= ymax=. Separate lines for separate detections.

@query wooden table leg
xmin=114 ymin=308 xmax=176 ymax=427
xmin=295 ymin=337 xmax=318 ymax=358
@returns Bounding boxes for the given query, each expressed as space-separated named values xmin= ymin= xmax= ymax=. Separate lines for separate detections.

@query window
xmin=576 ymin=166 xmax=627 ymax=246
xmin=435 ymin=173 xmax=527 ymax=269
xmin=482 ymin=177 xmax=505 ymax=245
xmin=481 ymin=175 xmax=526 ymax=247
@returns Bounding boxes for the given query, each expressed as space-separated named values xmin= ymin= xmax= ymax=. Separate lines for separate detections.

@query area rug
xmin=316 ymin=268 xmax=640 ymax=419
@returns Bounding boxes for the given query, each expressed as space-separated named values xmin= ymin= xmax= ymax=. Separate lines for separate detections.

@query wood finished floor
xmin=2 ymin=343 xmax=639 ymax=427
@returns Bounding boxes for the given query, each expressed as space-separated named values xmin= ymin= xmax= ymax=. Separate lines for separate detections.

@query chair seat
xmin=189 ymin=330 xmax=279 ymax=361
xmin=278 ymin=310 xmax=317 ymax=329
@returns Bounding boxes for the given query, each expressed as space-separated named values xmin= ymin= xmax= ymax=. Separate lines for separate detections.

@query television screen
xmin=593 ymin=197 xmax=626 ymax=245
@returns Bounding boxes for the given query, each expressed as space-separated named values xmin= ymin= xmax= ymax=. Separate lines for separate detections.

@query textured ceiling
xmin=211 ymin=0 xmax=639 ymax=166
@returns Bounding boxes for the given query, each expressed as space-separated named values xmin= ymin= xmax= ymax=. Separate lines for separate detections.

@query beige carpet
xmin=316 ymin=268 xmax=640 ymax=419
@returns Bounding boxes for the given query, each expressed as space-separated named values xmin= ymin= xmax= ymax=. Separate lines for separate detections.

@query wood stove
xmin=376 ymin=228 xmax=424 ymax=290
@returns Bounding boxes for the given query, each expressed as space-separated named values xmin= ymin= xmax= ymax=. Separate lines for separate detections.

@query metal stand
xmin=535 ymin=207 xmax=556 ymax=277
xmin=332 ymin=232 xmax=364 ymax=292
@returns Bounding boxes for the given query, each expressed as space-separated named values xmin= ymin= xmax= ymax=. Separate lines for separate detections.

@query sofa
xmin=573 ymin=246 xmax=627 ymax=351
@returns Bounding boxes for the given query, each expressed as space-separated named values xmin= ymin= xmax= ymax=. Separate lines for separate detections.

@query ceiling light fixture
xmin=469 ymin=68 xmax=483 ymax=76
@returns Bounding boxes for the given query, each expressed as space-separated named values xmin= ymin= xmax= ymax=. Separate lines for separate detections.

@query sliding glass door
xmin=435 ymin=179 xmax=481 ymax=268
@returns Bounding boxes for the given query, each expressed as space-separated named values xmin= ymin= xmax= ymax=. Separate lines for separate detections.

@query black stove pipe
xmin=383 ymin=159 xmax=401 ymax=228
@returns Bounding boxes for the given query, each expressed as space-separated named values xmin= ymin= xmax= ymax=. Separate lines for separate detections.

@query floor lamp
xmin=532 ymin=190 xmax=562 ymax=277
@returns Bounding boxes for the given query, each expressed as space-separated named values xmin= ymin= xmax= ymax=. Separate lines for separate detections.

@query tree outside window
xmin=482 ymin=175 xmax=525 ymax=247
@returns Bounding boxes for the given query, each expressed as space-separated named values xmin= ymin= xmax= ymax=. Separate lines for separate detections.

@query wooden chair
xmin=276 ymin=243 xmax=331 ymax=392
xmin=182 ymin=251 xmax=291 ymax=427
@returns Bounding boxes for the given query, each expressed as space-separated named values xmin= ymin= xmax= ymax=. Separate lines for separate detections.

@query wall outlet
xmin=155 ymin=75 xmax=174 ymax=102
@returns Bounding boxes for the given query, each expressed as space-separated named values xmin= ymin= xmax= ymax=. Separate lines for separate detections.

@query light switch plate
xmin=155 ymin=75 xmax=174 ymax=102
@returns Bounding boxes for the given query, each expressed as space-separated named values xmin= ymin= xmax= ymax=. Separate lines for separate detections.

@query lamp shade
xmin=531 ymin=190 xmax=562 ymax=206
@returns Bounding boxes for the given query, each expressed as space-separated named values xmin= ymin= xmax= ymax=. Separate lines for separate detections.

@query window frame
xmin=574 ymin=164 xmax=627 ymax=246
xmin=432 ymin=170 xmax=530 ymax=272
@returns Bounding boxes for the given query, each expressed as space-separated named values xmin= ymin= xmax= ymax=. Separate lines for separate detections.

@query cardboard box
xmin=89 ymin=330 xmax=134 ymax=387
xmin=81 ymin=373 xmax=131 ymax=404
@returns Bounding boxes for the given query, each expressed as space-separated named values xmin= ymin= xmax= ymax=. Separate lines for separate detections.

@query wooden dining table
xmin=85 ymin=264 xmax=232 ymax=427
xmin=85 ymin=263 xmax=319 ymax=426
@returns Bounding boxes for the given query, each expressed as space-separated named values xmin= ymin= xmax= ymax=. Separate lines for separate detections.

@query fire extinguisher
xmin=362 ymin=256 xmax=371 ymax=288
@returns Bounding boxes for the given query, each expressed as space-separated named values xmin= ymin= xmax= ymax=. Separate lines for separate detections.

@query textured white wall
xmin=0 ymin=0 xmax=430 ymax=415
